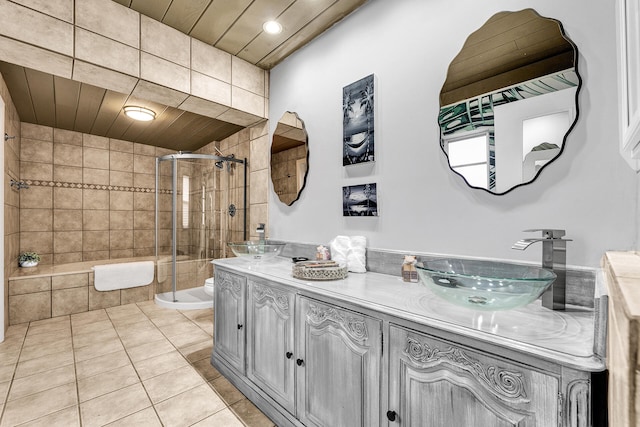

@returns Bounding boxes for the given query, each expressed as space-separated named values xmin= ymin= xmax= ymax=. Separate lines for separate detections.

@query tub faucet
xmin=256 ymin=223 xmax=265 ymax=241
xmin=512 ymin=229 xmax=572 ymax=310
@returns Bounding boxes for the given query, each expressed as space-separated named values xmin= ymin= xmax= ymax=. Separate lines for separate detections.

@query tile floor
xmin=0 ymin=301 xmax=275 ymax=426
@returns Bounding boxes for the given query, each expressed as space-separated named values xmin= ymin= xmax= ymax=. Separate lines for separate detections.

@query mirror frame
xmin=438 ymin=9 xmax=582 ymax=196
xmin=270 ymin=111 xmax=310 ymax=206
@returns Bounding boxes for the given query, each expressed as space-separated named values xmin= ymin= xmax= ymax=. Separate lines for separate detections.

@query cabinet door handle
xmin=386 ymin=410 xmax=397 ymax=422
xmin=286 ymin=352 xmax=293 ymax=359
xmin=296 ymin=358 xmax=304 ymax=366
xmin=237 ymin=324 xmax=243 ymax=330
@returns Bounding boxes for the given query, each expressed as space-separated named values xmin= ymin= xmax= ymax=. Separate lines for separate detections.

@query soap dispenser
xmin=401 ymin=255 xmax=418 ymax=282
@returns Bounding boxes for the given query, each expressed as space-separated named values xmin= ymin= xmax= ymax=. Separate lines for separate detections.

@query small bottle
xmin=316 ymin=245 xmax=330 ymax=261
xmin=401 ymin=255 xmax=418 ymax=282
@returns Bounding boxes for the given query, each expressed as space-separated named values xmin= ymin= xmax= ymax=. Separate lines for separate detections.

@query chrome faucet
xmin=256 ymin=223 xmax=265 ymax=241
xmin=512 ymin=229 xmax=572 ymax=310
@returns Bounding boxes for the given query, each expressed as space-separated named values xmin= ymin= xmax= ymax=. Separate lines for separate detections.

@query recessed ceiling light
xmin=123 ymin=106 xmax=156 ymax=121
xmin=263 ymin=20 xmax=282 ymax=35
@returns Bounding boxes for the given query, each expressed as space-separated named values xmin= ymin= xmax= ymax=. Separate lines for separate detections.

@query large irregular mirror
xmin=438 ymin=9 xmax=580 ymax=195
xmin=271 ymin=112 xmax=309 ymax=205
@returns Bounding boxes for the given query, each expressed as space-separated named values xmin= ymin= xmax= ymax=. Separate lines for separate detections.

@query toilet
xmin=204 ymin=277 xmax=214 ymax=296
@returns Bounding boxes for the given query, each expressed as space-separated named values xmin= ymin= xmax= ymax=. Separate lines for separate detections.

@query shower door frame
xmin=155 ymin=152 xmax=246 ymax=302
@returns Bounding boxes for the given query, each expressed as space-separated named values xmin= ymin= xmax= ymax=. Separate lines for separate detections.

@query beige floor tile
xmin=28 ymin=315 xmax=70 ymax=329
xmin=156 ymin=319 xmax=200 ymax=337
xmin=192 ymin=358 xmax=221 ymax=382
xmin=191 ymin=408 xmax=245 ymax=427
xmin=4 ymin=324 xmax=28 ymax=339
xmin=154 ymin=383 xmax=226 ymax=427
xmin=23 ymin=331 xmax=72 ymax=348
xmin=0 ymin=364 xmax=16 ymax=383
xmin=13 ymin=405 xmax=80 ymax=427
xmin=8 ymin=364 xmax=75 ymax=401
xmin=19 ymin=340 xmax=73 ymax=362
xmin=230 ymin=398 xmax=276 ymax=427
xmin=148 ymin=311 xmax=188 ymax=327
xmin=73 ymin=337 xmax=124 ymax=362
xmin=0 ymin=348 xmax=20 ymax=366
xmin=106 ymin=303 xmax=143 ymax=319
xmin=104 ymin=407 xmax=162 ymax=426
xmin=143 ymin=364 xmax=206 ymax=404
xmin=0 ymin=382 xmax=77 ymax=426
xmin=71 ymin=319 xmax=113 ymax=336
xmin=80 ymin=382 xmax=151 ymax=427
xmin=75 ymin=350 xmax=131 ymax=380
xmin=26 ymin=316 xmax=70 ymax=336
xmin=132 ymin=350 xmax=189 ymax=380
xmin=168 ymin=330 xmax=212 ymax=349
xmin=14 ymin=349 xmax=74 ymax=379
xmin=0 ymin=380 xmax=10 ymax=402
xmin=78 ymin=364 xmax=140 ymax=402
xmin=70 ymin=309 xmax=108 ymax=327
xmin=179 ymin=339 xmax=212 ymax=363
xmin=72 ymin=327 xmax=119 ymax=348
xmin=209 ymin=376 xmax=245 ymax=406
xmin=109 ymin=312 xmax=149 ymax=328
xmin=0 ymin=338 xmax=25 ymax=355
xmin=119 ymin=327 xmax=166 ymax=349
xmin=126 ymin=338 xmax=175 ymax=363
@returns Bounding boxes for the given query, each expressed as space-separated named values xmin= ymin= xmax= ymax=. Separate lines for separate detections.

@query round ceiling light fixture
xmin=123 ymin=106 xmax=156 ymax=121
xmin=263 ymin=20 xmax=283 ymax=34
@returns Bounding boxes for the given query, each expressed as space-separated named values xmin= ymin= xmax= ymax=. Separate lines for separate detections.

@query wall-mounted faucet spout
xmin=256 ymin=223 xmax=265 ymax=242
xmin=512 ymin=229 xmax=572 ymax=310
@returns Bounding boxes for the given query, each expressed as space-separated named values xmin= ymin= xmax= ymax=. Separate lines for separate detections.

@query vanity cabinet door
xmin=295 ymin=296 xmax=382 ymax=427
xmin=246 ymin=279 xmax=296 ymax=413
xmin=214 ymin=269 xmax=246 ymax=373
xmin=387 ymin=325 xmax=559 ymax=427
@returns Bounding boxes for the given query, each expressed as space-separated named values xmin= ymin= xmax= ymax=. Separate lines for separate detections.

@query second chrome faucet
xmin=512 ymin=229 xmax=571 ymax=310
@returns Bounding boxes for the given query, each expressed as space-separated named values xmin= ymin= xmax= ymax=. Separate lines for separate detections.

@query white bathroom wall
xmin=268 ymin=0 xmax=637 ymax=268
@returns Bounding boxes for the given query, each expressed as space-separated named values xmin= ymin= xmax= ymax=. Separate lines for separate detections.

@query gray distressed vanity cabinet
xmin=211 ymin=262 xmax=600 ymax=427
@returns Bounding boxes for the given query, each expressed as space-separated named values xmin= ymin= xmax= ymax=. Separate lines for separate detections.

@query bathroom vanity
xmin=211 ymin=256 xmax=606 ymax=427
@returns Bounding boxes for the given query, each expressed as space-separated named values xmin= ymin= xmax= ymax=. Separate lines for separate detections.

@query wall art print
xmin=343 ymin=183 xmax=378 ymax=216
xmin=343 ymin=74 xmax=375 ymax=166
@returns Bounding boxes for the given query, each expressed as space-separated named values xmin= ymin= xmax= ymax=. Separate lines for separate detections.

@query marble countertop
xmin=214 ymin=256 xmax=606 ymax=372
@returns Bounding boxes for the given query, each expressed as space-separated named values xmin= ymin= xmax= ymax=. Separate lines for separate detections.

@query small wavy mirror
xmin=271 ymin=112 xmax=309 ymax=205
xmin=438 ymin=9 xmax=581 ymax=195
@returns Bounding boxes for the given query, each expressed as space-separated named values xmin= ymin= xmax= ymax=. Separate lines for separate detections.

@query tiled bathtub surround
xmin=19 ymin=123 xmax=171 ymax=265
xmin=0 ymin=302 xmax=274 ymax=426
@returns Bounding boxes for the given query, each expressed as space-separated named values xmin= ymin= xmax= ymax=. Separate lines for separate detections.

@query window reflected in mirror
xmin=438 ymin=9 xmax=580 ymax=195
xmin=271 ymin=112 xmax=309 ymax=205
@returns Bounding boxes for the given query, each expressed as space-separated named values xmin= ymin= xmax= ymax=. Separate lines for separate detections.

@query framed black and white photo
xmin=343 ymin=74 xmax=375 ymax=166
xmin=342 ymin=183 xmax=378 ymax=216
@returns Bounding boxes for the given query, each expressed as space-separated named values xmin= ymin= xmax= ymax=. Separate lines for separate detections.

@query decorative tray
xmin=292 ymin=260 xmax=348 ymax=281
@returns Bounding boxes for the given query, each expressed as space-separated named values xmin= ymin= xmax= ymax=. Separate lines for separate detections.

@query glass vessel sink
xmin=415 ymin=258 xmax=556 ymax=311
xmin=227 ymin=240 xmax=286 ymax=260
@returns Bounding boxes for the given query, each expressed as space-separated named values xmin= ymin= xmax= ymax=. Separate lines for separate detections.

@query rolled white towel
xmin=329 ymin=235 xmax=367 ymax=273
xmin=329 ymin=235 xmax=350 ymax=266
xmin=348 ymin=236 xmax=367 ymax=273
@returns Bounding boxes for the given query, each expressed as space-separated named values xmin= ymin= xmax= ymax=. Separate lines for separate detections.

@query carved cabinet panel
xmin=388 ymin=325 xmax=559 ymax=427
xmin=214 ymin=269 xmax=246 ymax=373
xmin=246 ymin=279 xmax=296 ymax=413
xmin=296 ymin=297 xmax=382 ymax=427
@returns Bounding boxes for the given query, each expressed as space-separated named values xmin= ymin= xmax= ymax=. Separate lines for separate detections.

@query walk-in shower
xmin=155 ymin=152 xmax=246 ymax=309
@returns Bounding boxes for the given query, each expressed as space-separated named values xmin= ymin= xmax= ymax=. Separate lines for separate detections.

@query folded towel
xmin=93 ymin=261 xmax=155 ymax=291
xmin=329 ymin=235 xmax=367 ymax=273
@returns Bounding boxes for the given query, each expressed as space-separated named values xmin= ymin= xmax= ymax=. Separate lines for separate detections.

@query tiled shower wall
xmin=2 ymin=72 xmax=21 ymax=331
xmin=18 ymin=123 xmax=174 ymax=265
xmin=16 ymin=121 xmax=270 ymax=265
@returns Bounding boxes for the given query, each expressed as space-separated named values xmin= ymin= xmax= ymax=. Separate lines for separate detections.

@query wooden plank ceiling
xmin=1 ymin=0 xmax=368 ymax=152
xmin=440 ymin=8 xmax=576 ymax=106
